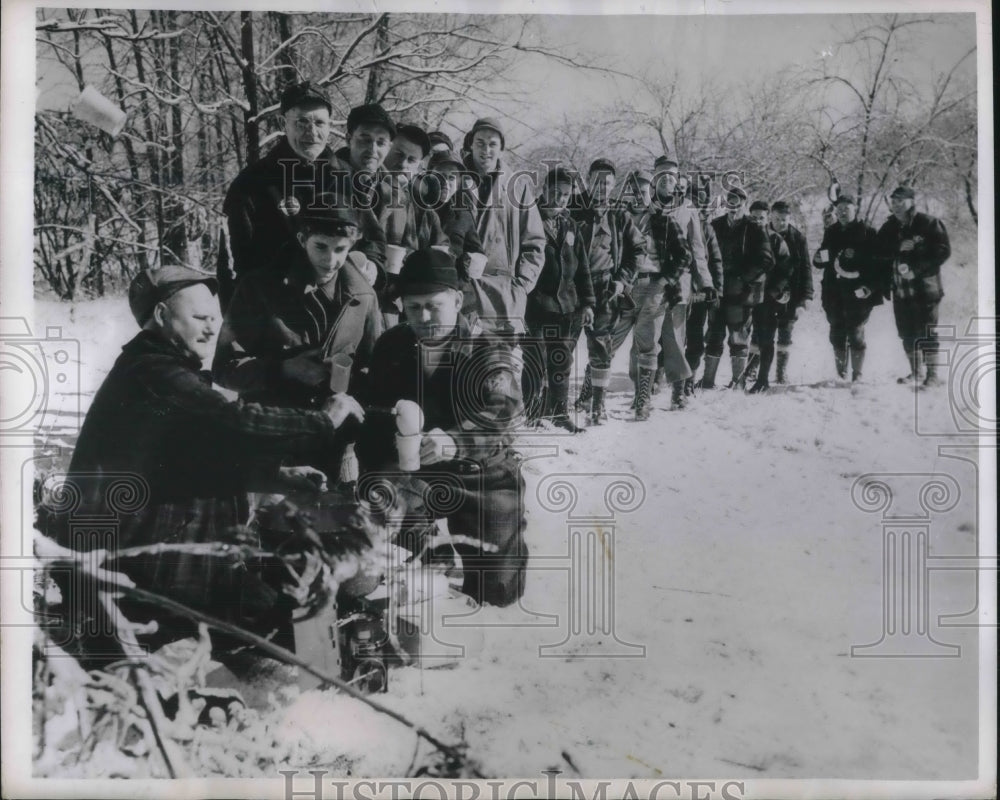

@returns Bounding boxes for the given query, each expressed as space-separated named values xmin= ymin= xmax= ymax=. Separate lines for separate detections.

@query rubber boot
xmin=775 ymin=351 xmax=789 ymax=384
xmin=699 ymin=355 xmax=721 ymax=390
xmin=850 ymin=346 xmax=866 ymax=383
xmin=896 ymin=348 xmax=923 ymax=384
xmin=670 ymin=380 xmax=687 ymax=410
xmin=634 ymin=368 xmax=655 ymax=421
xmin=728 ymin=355 xmax=748 ymax=389
xmin=834 ymin=347 xmax=848 ymax=380
xmin=749 ymin=343 xmax=774 ymax=394
xmin=574 ymin=365 xmax=593 ymax=411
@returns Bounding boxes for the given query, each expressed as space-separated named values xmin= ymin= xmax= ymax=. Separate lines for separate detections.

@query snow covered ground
xmin=29 ymin=236 xmax=991 ymax=784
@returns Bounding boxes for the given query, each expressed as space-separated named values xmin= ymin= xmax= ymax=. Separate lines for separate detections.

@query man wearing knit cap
xmin=50 ymin=266 xmax=367 ymax=665
xmin=219 ymin=84 xmax=387 ymax=305
xmin=813 ymin=193 xmax=881 ymax=382
xmin=703 ymin=185 xmax=774 ymax=389
xmin=571 ymin=157 xmax=646 ymax=425
xmin=357 ymin=248 xmax=527 ymax=607
xmin=460 ymin=117 xmax=545 ymax=337
xmin=874 ymin=185 xmax=951 ymax=388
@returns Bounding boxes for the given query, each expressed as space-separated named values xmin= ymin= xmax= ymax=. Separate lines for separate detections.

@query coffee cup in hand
xmin=385 ymin=244 xmax=407 ymax=274
xmin=395 ymin=433 xmax=421 ymax=471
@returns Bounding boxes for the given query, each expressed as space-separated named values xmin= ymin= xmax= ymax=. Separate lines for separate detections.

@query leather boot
xmin=834 ymin=347 xmax=848 ymax=380
xmin=574 ymin=365 xmax=593 ymax=411
xmin=896 ymin=348 xmax=923 ymax=384
xmin=670 ymin=380 xmax=687 ymax=409
xmin=728 ymin=355 xmax=748 ymax=389
xmin=634 ymin=368 xmax=655 ymax=421
xmin=775 ymin=351 xmax=789 ymax=384
xmin=683 ymin=377 xmax=695 ymax=396
xmin=922 ymin=355 xmax=943 ymax=388
xmin=549 ymin=399 xmax=584 ymax=433
xmin=699 ymin=355 xmax=721 ymax=389
xmin=652 ymin=366 xmax=666 ymax=395
xmin=744 ymin=347 xmax=759 ymax=384
xmin=590 ymin=385 xmax=607 ymax=425
xmin=749 ymin=343 xmax=774 ymax=394
xmin=850 ymin=346 xmax=866 ymax=382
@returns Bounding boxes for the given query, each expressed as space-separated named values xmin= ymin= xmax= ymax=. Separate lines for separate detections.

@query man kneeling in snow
xmin=44 ymin=266 xmax=366 ymax=668
xmin=356 ymin=248 xmax=528 ymax=607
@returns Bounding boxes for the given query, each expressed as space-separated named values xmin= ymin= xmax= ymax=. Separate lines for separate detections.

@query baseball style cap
xmin=346 ymin=103 xmax=396 ymax=138
xmin=280 ymin=81 xmax=331 ymax=114
xmin=129 ymin=266 xmax=218 ymax=326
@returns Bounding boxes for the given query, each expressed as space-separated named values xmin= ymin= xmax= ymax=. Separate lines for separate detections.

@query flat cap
xmin=468 ymin=118 xmax=505 ymax=150
xmin=545 ymin=165 xmax=577 ymax=187
xmin=653 ymin=153 xmax=680 ymax=171
xmin=890 ymin=185 xmax=915 ymax=200
xmin=589 ymin=158 xmax=616 ymax=176
xmin=725 ymin=185 xmax=748 ymax=202
xmin=396 ymin=248 xmax=460 ymax=296
xmin=280 ymin=81 xmax=331 ymax=114
xmin=835 ymin=193 xmax=857 ymax=206
xmin=748 ymin=200 xmax=770 ymax=212
xmin=346 ymin=103 xmax=396 ymax=138
xmin=129 ymin=266 xmax=218 ymax=327
xmin=628 ymin=169 xmax=653 ymax=185
xmin=396 ymin=123 xmax=431 ymax=157
xmin=770 ymin=200 xmax=791 ymax=213
xmin=428 ymin=131 xmax=454 ymax=152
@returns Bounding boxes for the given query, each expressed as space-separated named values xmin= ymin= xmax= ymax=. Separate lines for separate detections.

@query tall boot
xmin=744 ymin=345 xmax=759 ymax=384
xmin=728 ymin=355 xmax=748 ymax=389
xmin=850 ymin=346 xmax=866 ymax=382
xmin=590 ymin=367 xmax=609 ymax=425
xmin=652 ymin=366 xmax=666 ymax=395
xmin=634 ymin=368 xmax=655 ymax=421
xmin=574 ymin=365 xmax=593 ymax=411
xmin=670 ymin=380 xmax=687 ymax=410
xmin=922 ymin=351 xmax=943 ymax=388
xmin=699 ymin=355 xmax=721 ymax=390
xmin=775 ymin=350 xmax=790 ymax=384
xmin=834 ymin=347 xmax=848 ymax=380
xmin=549 ymin=397 xmax=584 ymax=433
xmin=896 ymin=348 xmax=922 ymax=384
xmin=749 ymin=343 xmax=774 ymax=394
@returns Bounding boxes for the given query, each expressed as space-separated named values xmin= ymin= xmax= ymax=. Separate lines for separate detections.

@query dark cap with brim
xmin=545 ymin=165 xmax=577 ymax=187
xmin=589 ymin=158 xmax=616 ymax=176
xmin=395 ymin=248 xmax=460 ymax=296
xmin=653 ymin=153 xmax=680 ymax=171
xmin=770 ymin=200 xmax=791 ymax=213
xmin=396 ymin=124 xmax=431 ymax=157
xmin=890 ymin=185 xmax=915 ymax=200
xmin=628 ymin=169 xmax=653 ymax=185
xmin=298 ymin=194 xmax=359 ymax=235
xmin=428 ymin=131 xmax=454 ymax=152
xmin=129 ymin=266 xmax=218 ymax=327
xmin=280 ymin=81 xmax=331 ymax=114
xmin=427 ymin=149 xmax=465 ymax=172
xmin=748 ymin=200 xmax=770 ymax=212
xmin=725 ymin=186 xmax=748 ymax=202
xmin=468 ymin=117 xmax=505 ymax=150
xmin=835 ymin=193 xmax=857 ymax=206
xmin=346 ymin=103 xmax=396 ymax=138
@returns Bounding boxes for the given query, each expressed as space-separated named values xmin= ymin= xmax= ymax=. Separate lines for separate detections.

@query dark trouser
xmin=584 ymin=271 xmax=617 ymax=372
xmin=655 ymin=302 xmax=693 ymax=383
xmin=893 ymin=296 xmax=941 ymax=356
xmin=523 ymin=309 xmax=584 ymax=418
xmin=613 ymin=275 xmax=667 ymax=381
xmin=686 ymin=301 xmax=720 ymax=372
xmin=394 ymin=454 xmax=528 ymax=608
xmin=706 ymin=299 xmax=754 ymax=357
xmin=824 ymin=299 xmax=872 ymax=351
xmin=776 ymin=303 xmax=799 ymax=350
xmin=751 ymin=297 xmax=786 ymax=348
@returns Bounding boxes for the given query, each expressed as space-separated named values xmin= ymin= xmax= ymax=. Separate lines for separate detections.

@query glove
xmin=702 ymin=286 xmax=719 ymax=306
xmin=663 ymin=279 xmax=683 ymax=308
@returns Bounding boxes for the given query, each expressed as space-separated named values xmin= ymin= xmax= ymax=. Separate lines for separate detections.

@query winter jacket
xmin=572 ymin=206 xmax=646 ymax=286
xmin=711 ymin=213 xmax=774 ymax=306
xmin=357 ymin=314 xmax=522 ymax=471
xmin=461 ymin=156 xmax=546 ymax=334
xmin=815 ymin=219 xmax=882 ymax=311
xmin=874 ymin=209 xmax=950 ymax=303
xmin=633 ymin=205 xmax=694 ymax=300
xmin=527 ymin=209 xmax=596 ymax=317
xmin=213 ymin=245 xmax=383 ymax=408
xmin=773 ymin=223 xmax=814 ymax=306
xmin=375 ymin=179 xmax=450 ymax=252
xmin=764 ymin=229 xmax=793 ymax=298
xmin=54 ymin=329 xmax=344 ymax=632
xmin=219 ymin=139 xmax=386 ymax=302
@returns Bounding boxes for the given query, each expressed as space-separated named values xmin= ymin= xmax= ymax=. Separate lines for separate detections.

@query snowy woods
xmin=34 ymin=10 xmax=976 ymax=300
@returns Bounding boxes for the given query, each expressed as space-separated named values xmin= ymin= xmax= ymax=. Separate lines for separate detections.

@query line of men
xmin=51 ymin=80 xmax=951 ymax=669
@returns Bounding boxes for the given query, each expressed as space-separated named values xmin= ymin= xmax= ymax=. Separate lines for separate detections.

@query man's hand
xmin=702 ymin=286 xmax=719 ymax=306
xmin=420 ymin=428 xmax=457 ymax=464
xmin=800 ymin=299 xmax=812 ymax=312
xmin=663 ymin=279 xmax=683 ymax=308
xmin=322 ymin=393 xmax=366 ymax=427
xmin=277 ymin=465 xmax=328 ymax=493
xmin=842 ymin=248 xmax=855 ymax=259
xmin=899 ymin=239 xmax=915 ymax=253
xmin=280 ymin=349 xmax=327 ymax=386
xmin=581 ymin=306 xmax=595 ymax=328
xmin=854 ymin=286 xmax=872 ymax=300
xmin=610 ymin=280 xmax=625 ymax=299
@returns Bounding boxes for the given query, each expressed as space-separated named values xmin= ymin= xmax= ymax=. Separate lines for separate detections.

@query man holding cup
xmin=357 ymin=249 xmax=527 ymax=607
xmin=875 ymin=185 xmax=951 ymax=388
xmin=813 ymin=194 xmax=881 ymax=381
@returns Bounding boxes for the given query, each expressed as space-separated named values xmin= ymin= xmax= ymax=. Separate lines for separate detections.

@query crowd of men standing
xmin=50 ymin=80 xmax=953 ymax=669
